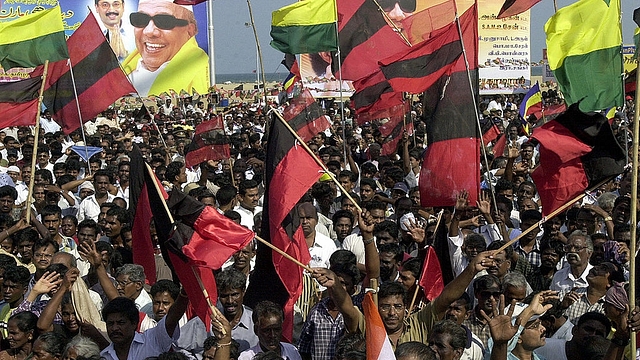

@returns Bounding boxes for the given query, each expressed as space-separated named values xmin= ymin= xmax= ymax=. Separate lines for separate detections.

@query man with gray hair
xmin=502 ymin=271 xmax=530 ymax=305
xmin=115 ymin=264 xmax=153 ymax=318
xmin=550 ymin=231 xmax=594 ymax=295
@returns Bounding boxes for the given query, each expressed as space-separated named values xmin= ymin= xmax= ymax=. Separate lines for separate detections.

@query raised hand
xmin=311 ymin=268 xmax=336 ymax=289
xmin=455 ymin=190 xmax=469 ymax=212
xmin=33 ymin=271 xmax=62 ymax=296
xmin=480 ymin=295 xmax=519 ymax=344
xmin=403 ymin=217 xmax=425 ymax=244
xmin=78 ymin=240 xmax=102 ymax=268
xmin=476 ymin=192 xmax=492 ymax=215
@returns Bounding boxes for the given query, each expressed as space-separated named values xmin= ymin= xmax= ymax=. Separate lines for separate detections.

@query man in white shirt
xmin=100 ymin=295 xmax=187 ymax=360
xmin=40 ymin=110 xmax=61 ymax=134
xmin=234 ymin=179 xmax=262 ymax=230
xmin=298 ymin=202 xmax=337 ymax=268
xmin=77 ymin=170 xmax=116 ymax=222
xmin=550 ymin=231 xmax=593 ymax=295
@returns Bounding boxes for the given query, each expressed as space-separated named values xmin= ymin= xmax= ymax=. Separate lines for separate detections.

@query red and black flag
xmin=378 ymin=18 xmax=464 ymax=94
xmin=497 ymin=0 xmax=540 ymax=19
xmin=36 ymin=13 xmax=135 ymax=134
xmin=530 ymin=103 xmax=626 ymax=215
xmin=282 ymin=88 xmax=331 ymax=142
xmin=419 ymin=5 xmax=480 ymax=207
xmin=351 ymin=73 xmax=403 ymax=115
xmin=129 ymin=146 xmax=160 ymax=284
xmin=184 ymin=116 xmax=230 ymax=168
xmin=244 ymin=114 xmax=323 ymax=342
xmin=481 ymin=119 xmax=501 ymax=146
xmin=0 ymin=77 xmax=42 ymax=129
xmin=335 ymin=0 xmax=409 ymax=81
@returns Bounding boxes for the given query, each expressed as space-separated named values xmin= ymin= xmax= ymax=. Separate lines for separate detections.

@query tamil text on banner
xmin=0 ymin=0 xmax=210 ymax=97
xmin=478 ymin=0 xmax=531 ymax=95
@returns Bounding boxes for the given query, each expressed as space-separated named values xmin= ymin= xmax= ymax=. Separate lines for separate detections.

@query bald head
xmin=52 ymin=252 xmax=77 ymax=269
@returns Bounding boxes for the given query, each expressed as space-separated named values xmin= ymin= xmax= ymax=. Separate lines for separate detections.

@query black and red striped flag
xmin=531 ymin=103 xmax=626 ymax=215
xmin=419 ymin=4 xmax=480 ymax=207
xmin=282 ymin=88 xmax=331 ymax=142
xmin=185 ymin=116 xmax=230 ymax=168
xmin=497 ymin=0 xmax=541 ymax=19
xmin=244 ymin=114 xmax=323 ymax=342
xmin=0 ymin=77 xmax=42 ymax=129
xmin=38 ymin=13 xmax=135 ymax=134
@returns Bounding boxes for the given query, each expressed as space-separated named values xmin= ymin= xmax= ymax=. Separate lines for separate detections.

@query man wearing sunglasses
xmin=378 ymin=0 xmax=416 ymax=32
xmin=122 ymin=0 xmax=208 ymax=97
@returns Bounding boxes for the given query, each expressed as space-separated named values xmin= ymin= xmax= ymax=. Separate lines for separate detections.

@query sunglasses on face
xmin=130 ymin=12 xmax=189 ymax=30
xmin=377 ymin=0 xmax=416 ymax=13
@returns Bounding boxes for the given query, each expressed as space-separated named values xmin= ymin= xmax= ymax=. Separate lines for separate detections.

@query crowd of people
xmin=0 ymin=88 xmax=637 ymax=360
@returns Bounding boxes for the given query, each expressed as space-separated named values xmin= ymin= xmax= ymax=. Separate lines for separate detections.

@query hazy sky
xmin=210 ymin=0 xmax=638 ymax=75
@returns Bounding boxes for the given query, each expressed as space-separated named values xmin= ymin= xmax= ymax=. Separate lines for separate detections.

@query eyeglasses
xmin=115 ymin=279 xmax=134 ymax=288
xmin=377 ymin=0 xmax=416 ymax=13
xmin=564 ymin=245 xmax=588 ymax=252
xmin=379 ymin=304 xmax=405 ymax=313
xmin=480 ymin=291 xmax=502 ymax=299
xmin=98 ymin=1 xmax=122 ymax=9
xmin=34 ymin=252 xmax=53 ymax=259
xmin=130 ymin=12 xmax=189 ymax=30
xmin=525 ymin=319 xmax=542 ymax=330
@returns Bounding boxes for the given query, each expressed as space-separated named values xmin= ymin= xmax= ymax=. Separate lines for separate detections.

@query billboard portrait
xmin=0 ymin=0 xmax=210 ymax=96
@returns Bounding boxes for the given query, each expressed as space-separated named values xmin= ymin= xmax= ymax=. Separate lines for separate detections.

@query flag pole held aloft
xmin=26 ymin=60 xmax=49 ymax=224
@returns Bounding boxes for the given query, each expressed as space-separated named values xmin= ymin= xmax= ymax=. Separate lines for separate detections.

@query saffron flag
xmin=39 ymin=13 xmax=135 ymax=134
xmin=184 ymin=116 xmax=230 ymax=168
xmin=419 ymin=5 xmax=480 ymax=207
xmin=0 ymin=6 xmax=69 ymax=70
xmin=244 ymin=114 xmax=323 ymax=341
xmin=0 ymin=77 xmax=42 ymax=129
xmin=531 ymin=103 xmax=626 ymax=215
xmin=419 ymin=246 xmax=445 ymax=301
xmin=363 ymin=292 xmax=396 ymax=360
xmin=282 ymin=88 xmax=332 ymax=142
xmin=271 ymin=0 xmax=338 ymax=54
xmin=545 ymin=0 xmax=623 ymax=112
xmin=497 ymin=0 xmax=541 ymax=19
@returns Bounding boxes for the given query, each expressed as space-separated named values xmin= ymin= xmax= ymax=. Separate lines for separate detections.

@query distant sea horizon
xmin=215 ymin=72 xmax=288 ymax=84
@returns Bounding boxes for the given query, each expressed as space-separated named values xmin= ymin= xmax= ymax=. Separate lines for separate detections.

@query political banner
xmin=0 ymin=0 xmax=210 ymax=96
xmin=623 ymin=45 xmax=637 ymax=74
xmin=478 ymin=0 xmax=531 ymax=94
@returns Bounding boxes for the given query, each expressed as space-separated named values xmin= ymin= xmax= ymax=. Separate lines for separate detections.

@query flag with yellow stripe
xmin=544 ymin=0 xmax=623 ymax=112
xmin=0 ymin=6 xmax=69 ymax=70
xmin=271 ymin=0 xmax=338 ymax=54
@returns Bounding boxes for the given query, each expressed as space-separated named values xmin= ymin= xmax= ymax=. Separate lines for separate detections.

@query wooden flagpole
xmin=246 ymin=0 xmax=269 ymax=123
xmin=270 ymin=106 xmax=363 ymax=214
xmin=145 ymin=164 xmax=311 ymax=275
xmin=453 ymin=6 xmax=501 ymax=228
xmin=26 ymin=60 xmax=49 ymax=224
xmin=494 ymin=176 xmax=617 ymax=254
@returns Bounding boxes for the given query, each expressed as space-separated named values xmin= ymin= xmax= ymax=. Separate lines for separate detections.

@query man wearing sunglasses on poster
xmin=122 ymin=0 xmax=209 ymax=97
xmin=378 ymin=0 xmax=416 ymax=32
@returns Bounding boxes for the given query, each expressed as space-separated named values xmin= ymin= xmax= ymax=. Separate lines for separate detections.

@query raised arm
xmin=313 ymin=268 xmax=361 ymax=333
xmin=78 ymin=240 xmax=119 ymax=301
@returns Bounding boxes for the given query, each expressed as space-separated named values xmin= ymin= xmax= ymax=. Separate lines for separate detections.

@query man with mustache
xmin=442 ymin=293 xmax=485 ymax=360
xmin=550 ymin=231 xmax=593 ymax=294
xmin=95 ymin=0 xmax=134 ymax=60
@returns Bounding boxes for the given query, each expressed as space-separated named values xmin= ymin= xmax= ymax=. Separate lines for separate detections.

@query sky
xmin=210 ymin=0 xmax=638 ymax=75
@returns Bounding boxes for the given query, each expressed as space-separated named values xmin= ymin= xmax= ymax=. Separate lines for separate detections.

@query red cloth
xmin=419 ymin=246 xmax=445 ymax=301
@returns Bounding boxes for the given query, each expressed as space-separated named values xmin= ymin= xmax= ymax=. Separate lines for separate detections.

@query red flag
xmin=419 ymin=246 xmax=445 ymax=301
xmin=244 ymin=114 xmax=323 ymax=341
xmin=492 ymin=134 xmax=507 ymax=157
xmin=482 ymin=124 xmax=501 ymax=145
xmin=531 ymin=103 xmax=625 ymax=215
xmin=38 ymin=13 xmax=135 ymax=134
xmin=283 ymin=88 xmax=331 ymax=142
xmin=419 ymin=5 xmax=479 ymax=207
xmin=363 ymin=292 xmax=396 ymax=360
xmin=497 ymin=0 xmax=541 ymax=19
xmin=182 ymin=205 xmax=255 ymax=269
xmin=0 ymin=77 xmax=41 ymax=129
xmin=185 ymin=116 xmax=230 ymax=168
xmin=129 ymin=146 xmax=160 ymax=284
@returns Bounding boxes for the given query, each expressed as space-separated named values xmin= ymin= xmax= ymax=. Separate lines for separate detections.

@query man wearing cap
xmin=122 ymin=0 xmax=209 ymax=96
